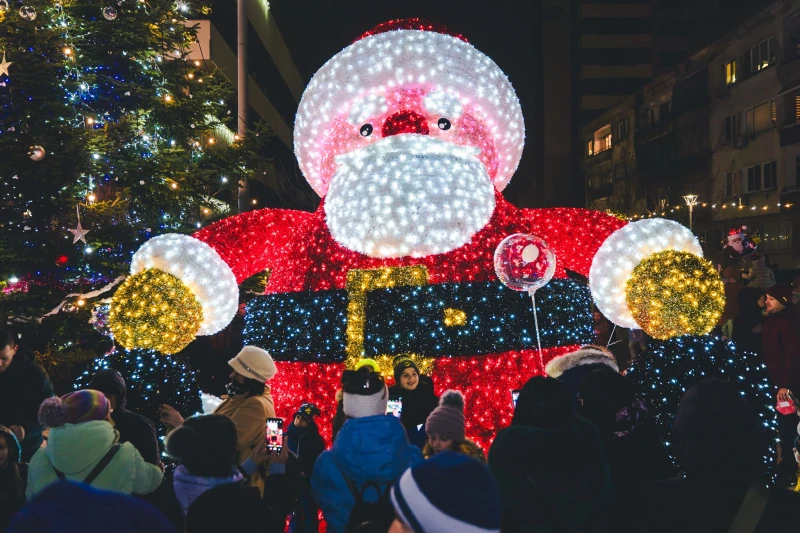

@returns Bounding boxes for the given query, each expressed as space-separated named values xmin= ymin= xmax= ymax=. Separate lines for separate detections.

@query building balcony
xmin=586 ymin=147 xmax=613 ymax=165
xmin=634 ymin=122 xmax=668 ymax=146
xmin=778 ymin=55 xmax=800 ymax=88
xmin=589 ymin=183 xmax=613 ymax=200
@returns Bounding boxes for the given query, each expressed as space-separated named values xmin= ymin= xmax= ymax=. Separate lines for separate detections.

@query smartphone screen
xmin=511 ymin=389 xmax=520 ymax=409
xmin=387 ymin=399 xmax=403 ymax=418
xmin=266 ymin=418 xmax=283 ymax=453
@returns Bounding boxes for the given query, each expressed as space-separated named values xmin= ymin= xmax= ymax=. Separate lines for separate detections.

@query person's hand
xmin=8 ymin=425 xmax=24 ymax=441
xmin=250 ymin=440 xmax=270 ymax=464
xmin=778 ymin=388 xmax=791 ymax=403
xmin=158 ymin=404 xmax=184 ymax=429
xmin=266 ymin=442 xmax=290 ymax=466
xmin=335 ymin=388 xmax=343 ymax=403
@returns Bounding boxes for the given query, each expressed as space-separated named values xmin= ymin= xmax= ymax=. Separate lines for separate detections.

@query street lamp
xmin=683 ymin=194 xmax=698 ymax=230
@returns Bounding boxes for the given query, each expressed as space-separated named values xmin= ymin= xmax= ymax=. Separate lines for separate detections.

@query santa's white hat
xmin=294 ymin=18 xmax=525 ymax=197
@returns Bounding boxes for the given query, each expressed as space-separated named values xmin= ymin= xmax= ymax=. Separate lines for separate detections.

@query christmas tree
xmin=0 ymin=0 xmax=272 ymax=359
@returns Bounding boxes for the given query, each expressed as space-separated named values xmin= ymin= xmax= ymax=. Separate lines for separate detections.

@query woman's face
xmin=428 ymin=433 xmax=454 ymax=454
xmin=757 ymin=294 xmax=766 ymax=309
xmin=0 ymin=437 xmax=8 ymax=469
xmin=400 ymin=368 xmax=419 ymax=390
xmin=294 ymin=415 xmax=309 ymax=428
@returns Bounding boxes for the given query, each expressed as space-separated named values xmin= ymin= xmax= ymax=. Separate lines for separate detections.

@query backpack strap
xmin=83 ymin=444 xmax=122 ymax=485
xmin=727 ymin=483 xmax=770 ymax=533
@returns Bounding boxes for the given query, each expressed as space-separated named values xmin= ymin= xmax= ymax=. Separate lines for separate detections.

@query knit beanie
xmin=355 ymin=358 xmax=380 ymax=373
xmin=294 ymin=402 xmax=321 ymax=423
xmin=425 ymin=390 xmax=466 ymax=443
xmin=767 ymin=283 xmax=792 ymax=306
xmin=391 ymin=452 xmax=501 ymax=533
xmin=342 ymin=370 xmax=388 ymax=418
xmin=9 ymin=481 xmax=175 ymax=533
xmin=393 ymin=355 xmax=420 ymax=384
xmin=89 ymin=369 xmax=128 ymax=410
xmin=38 ymin=390 xmax=111 ymax=427
xmin=228 ymin=346 xmax=277 ymax=382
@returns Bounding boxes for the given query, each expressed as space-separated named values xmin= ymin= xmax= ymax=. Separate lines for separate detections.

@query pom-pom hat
xmin=38 ymin=390 xmax=111 ymax=427
xmin=425 ymin=390 xmax=466 ymax=443
xmin=294 ymin=19 xmax=525 ymax=196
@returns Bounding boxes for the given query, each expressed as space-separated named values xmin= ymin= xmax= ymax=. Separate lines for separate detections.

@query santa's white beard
xmin=325 ymin=135 xmax=496 ymax=258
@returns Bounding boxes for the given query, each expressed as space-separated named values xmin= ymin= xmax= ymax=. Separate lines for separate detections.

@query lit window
xmin=725 ymin=60 xmax=737 ymax=85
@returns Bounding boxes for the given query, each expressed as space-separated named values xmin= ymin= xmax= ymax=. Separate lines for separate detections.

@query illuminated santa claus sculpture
xmin=109 ymin=19 xmax=722 ymax=446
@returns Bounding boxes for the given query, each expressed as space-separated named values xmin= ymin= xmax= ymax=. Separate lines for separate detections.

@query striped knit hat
xmin=391 ymin=452 xmax=501 ymax=533
xmin=38 ymin=390 xmax=111 ymax=427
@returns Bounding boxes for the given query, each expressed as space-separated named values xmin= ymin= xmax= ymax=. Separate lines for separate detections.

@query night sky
xmin=266 ymin=0 xmax=541 ymax=206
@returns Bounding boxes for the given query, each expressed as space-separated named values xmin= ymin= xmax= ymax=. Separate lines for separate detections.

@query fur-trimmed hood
xmin=545 ymin=345 xmax=619 ymax=379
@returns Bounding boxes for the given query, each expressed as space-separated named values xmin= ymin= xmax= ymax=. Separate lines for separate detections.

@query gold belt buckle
xmin=344 ymin=266 xmax=434 ymax=378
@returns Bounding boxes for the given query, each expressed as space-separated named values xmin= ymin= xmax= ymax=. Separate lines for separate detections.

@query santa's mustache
xmin=335 ymin=135 xmax=481 ymax=169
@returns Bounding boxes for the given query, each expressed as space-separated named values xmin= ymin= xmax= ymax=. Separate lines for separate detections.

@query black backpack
xmin=337 ymin=465 xmax=396 ymax=533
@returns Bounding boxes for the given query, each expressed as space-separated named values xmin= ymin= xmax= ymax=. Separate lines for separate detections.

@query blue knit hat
xmin=391 ymin=452 xmax=501 ymax=533
xmin=9 ymin=481 xmax=175 ymax=533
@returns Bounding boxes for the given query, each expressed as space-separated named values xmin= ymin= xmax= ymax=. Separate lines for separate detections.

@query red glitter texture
xmin=194 ymin=197 xmax=625 ymax=446
xmin=382 ymin=110 xmax=430 ymax=137
xmin=355 ymin=18 xmax=468 ymax=43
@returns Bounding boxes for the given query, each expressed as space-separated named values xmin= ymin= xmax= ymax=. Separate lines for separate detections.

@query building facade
xmin=583 ymin=0 xmax=800 ymax=267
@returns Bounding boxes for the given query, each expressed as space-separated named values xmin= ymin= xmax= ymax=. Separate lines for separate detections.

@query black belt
xmin=244 ymin=279 xmax=592 ymax=362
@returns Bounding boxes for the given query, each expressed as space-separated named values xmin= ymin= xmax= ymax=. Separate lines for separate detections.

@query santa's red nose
xmin=382 ymin=111 xmax=430 ymax=137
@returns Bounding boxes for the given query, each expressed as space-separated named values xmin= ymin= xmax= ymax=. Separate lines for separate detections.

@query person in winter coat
xmin=287 ymin=402 xmax=326 ymax=533
xmin=578 ymin=369 xmax=673 ymax=500
xmin=761 ymin=283 xmax=800 ymax=484
xmin=90 ymin=368 xmax=160 ymax=465
xmin=165 ymin=413 xmax=274 ymax=515
xmin=332 ymin=358 xmax=379 ymax=441
xmin=729 ymin=287 xmax=766 ymax=355
xmin=388 ymin=355 xmax=439 ymax=448
xmin=26 ymin=389 xmax=163 ymax=499
xmin=719 ymin=265 xmax=743 ymax=327
xmin=0 ymin=425 xmax=27 ymax=530
xmin=545 ymin=345 xmax=619 ymax=399
xmin=312 ymin=370 xmax=424 ymax=533
xmin=422 ymin=390 xmax=485 ymax=463
xmin=389 ymin=452 xmax=501 ymax=533
xmin=159 ymin=346 xmax=277 ymax=464
xmin=488 ymin=376 xmax=615 ymax=533
xmin=9 ymin=481 xmax=176 ymax=533
xmin=624 ymin=379 xmax=800 ymax=533
xmin=186 ymin=482 xmax=284 ymax=533
xmin=0 ymin=328 xmax=54 ymax=462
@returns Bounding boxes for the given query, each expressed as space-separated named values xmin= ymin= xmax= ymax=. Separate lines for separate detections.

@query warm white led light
xmin=325 ymin=135 xmax=494 ymax=258
xmin=589 ymin=219 xmax=703 ymax=328
xmin=294 ymin=29 xmax=525 ymax=196
xmin=130 ymin=234 xmax=238 ymax=335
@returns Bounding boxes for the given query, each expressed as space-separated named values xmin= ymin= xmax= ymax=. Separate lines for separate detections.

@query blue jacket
xmin=311 ymin=414 xmax=423 ymax=533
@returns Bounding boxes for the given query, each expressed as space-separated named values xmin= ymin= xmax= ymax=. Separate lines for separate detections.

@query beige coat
xmin=214 ymin=387 xmax=275 ymax=463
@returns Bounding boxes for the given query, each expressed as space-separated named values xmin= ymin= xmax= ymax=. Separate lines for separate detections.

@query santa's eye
xmin=437 ymin=118 xmax=452 ymax=131
xmin=360 ymin=124 xmax=373 ymax=137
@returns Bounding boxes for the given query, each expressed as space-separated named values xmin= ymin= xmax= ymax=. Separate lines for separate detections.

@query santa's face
xmin=323 ymin=87 xmax=498 ymax=258
xmin=727 ymin=234 xmax=744 ymax=252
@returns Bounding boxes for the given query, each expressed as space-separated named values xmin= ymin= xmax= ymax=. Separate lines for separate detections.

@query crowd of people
xmin=2 ymin=287 xmax=800 ymax=533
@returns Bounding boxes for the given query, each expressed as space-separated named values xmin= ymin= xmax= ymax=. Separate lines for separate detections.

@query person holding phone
xmin=388 ymin=355 xmax=439 ymax=448
xmin=287 ymin=403 xmax=325 ymax=533
xmin=160 ymin=346 xmax=277 ymax=465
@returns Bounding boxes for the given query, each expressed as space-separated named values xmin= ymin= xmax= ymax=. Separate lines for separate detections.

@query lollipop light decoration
xmin=494 ymin=234 xmax=556 ymax=367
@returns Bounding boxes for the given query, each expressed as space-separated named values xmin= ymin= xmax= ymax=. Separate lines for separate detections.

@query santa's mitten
xmin=109 ymin=234 xmax=238 ymax=354
xmin=589 ymin=219 xmax=724 ymax=340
